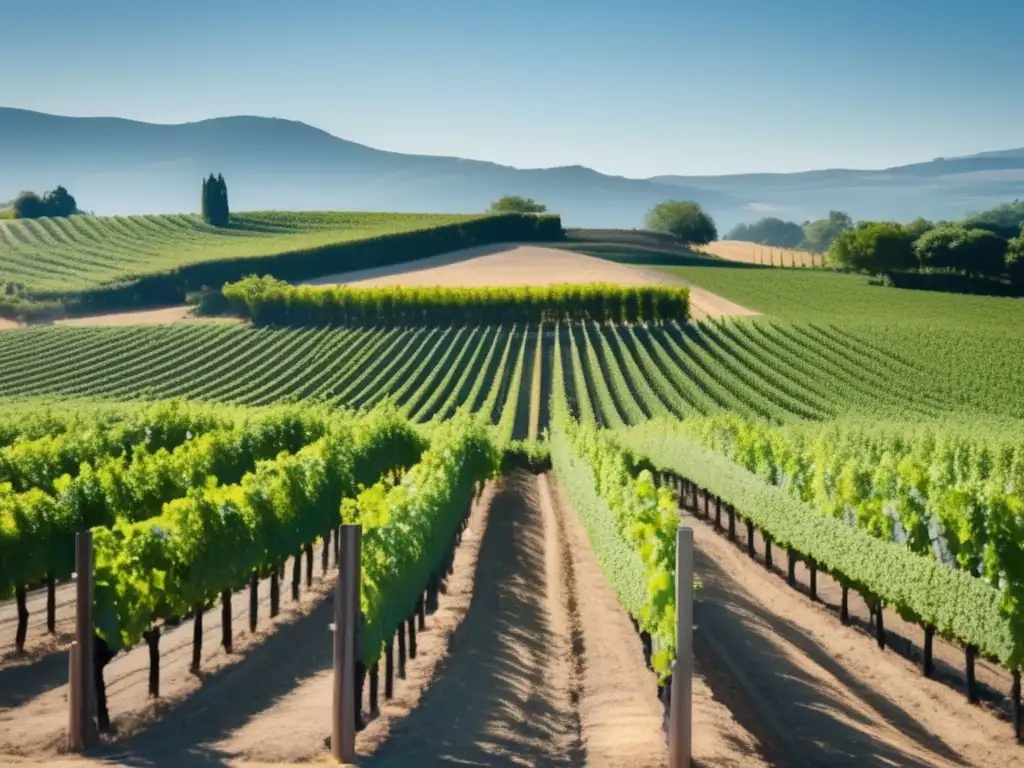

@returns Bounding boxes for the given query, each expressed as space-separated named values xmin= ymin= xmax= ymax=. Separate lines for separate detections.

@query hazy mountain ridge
xmin=1 ymin=107 xmax=1021 ymax=228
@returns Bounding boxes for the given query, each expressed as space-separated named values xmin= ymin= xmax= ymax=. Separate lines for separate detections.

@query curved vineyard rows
xmin=0 ymin=319 xmax=976 ymax=431
xmin=0 ymin=212 xmax=483 ymax=293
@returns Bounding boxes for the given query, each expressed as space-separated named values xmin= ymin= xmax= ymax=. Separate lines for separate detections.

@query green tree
xmin=12 ymin=187 xmax=78 ymax=219
xmin=902 ymin=217 xmax=933 ymax=241
xmin=914 ymin=225 xmax=1008 ymax=277
xmin=42 ymin=186 xmax=77 ymax=218
xmin=826 ymin=221 xmax=916 ymax=274
xmin=958 ymin=229 xmax=1009 ymax=277
xmin=216 ymin=174 xmax=230 ymax=226
xmin=800 ymin=210 xmax=853 ymax=252
xmin=962 ymin=200 xmax=1024 ymax=240
xmin=725 ymin=217 xmax=804 ymax=248
xmin=201 ymin=176 xmax=210 ymax=223
xmin=644 ymin=201 xmax=717 ymax=245
xmin=488 ymin=195 xmax=547 ymax=214
xmin=1008 ymin=227 xmax=1024 ymax=289
xmin=201 ymin=174 xmax=231 ymax=227
xmin=12 ymin=191 xmax=45 ymax=219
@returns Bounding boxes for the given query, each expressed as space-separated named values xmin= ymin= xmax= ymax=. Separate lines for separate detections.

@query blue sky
xmin=2 ymin=0 xmax=1021 ymax=177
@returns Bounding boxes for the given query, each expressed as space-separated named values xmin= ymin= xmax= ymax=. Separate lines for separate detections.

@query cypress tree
xmin=217 ymin=173 xmax=230 ymax=226
xmin=200 ymin=176 xmax=210 ymax=223
xmin=200 ymin=173 xmax=230 ymax=226
xmin=210 ymin=174 xmax=220 ymax=223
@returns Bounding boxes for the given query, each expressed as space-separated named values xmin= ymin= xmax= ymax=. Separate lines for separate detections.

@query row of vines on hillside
xmin=615 ymin=424 xmax=1022 ymax=673
xmin=0 ymin=319 xmax=976 ymax=423
xmin=0 ymin=405 xmax=424 ymax=656
xmin=213 ymin=275 xmax=691 ymax=326
xmin=82 ymin=411 xmax=437 ymax=733
xmin=548 ymin=336 xmax=686 ymax=685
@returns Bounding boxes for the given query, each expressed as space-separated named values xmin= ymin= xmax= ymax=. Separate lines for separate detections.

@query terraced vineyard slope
xmin=0 ymin=212 xmax=487 ymax=294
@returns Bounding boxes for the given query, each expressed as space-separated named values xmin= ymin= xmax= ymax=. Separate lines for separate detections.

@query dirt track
xmin=54 ymin=307 xmax=243 ymax=328
xmin=0 ymin=307 xmax=243 ymax=331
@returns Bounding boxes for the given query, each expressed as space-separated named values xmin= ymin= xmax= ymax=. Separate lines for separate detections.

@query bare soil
xmin=0 ymin=547 xmax=340 ymax=763
xmin=544 ymin=475 xmax=765 ymax=768
xmin=0 ymin=307 xmax=245 ymax=331
xmin=305 ymin=243 xmax=666 ymax=288
xmin=697 ymin=240 xmax=819 ymax=268
xmin=54 ymin=307 xmax=242 ymax=327
xmin=683 ymin=500 xmax=1022 ymax=767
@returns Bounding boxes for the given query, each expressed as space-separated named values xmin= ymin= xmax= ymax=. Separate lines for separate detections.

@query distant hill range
xmin=1 ymin=107 xmax=1021 ymax=229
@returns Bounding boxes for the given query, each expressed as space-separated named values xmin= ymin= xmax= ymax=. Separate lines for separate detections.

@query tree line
xmin=490 ymin=194 xmax=719 ymax=247
xmin=726 ymin=211 xmax=854 ymax=253
xmin=9 ymin=186 xmax=79 ymax=219
xmin=725 ymin=201 xmax=1024 ymax=286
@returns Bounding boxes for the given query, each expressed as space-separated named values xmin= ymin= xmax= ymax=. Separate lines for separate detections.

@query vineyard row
xmin=0 ymin=320 xmax=973 ymax=431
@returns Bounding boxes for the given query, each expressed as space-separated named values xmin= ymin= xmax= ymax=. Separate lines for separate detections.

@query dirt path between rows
xmin=685 ymin=506 xmax=1020 ymax=767
xmin=6 ymin=471 xmax=739 ymax=767
xmin=0 ymin=546 xmax=339 ymax=762
xmin=544 ymin=475 xmax=765 ymax=768
xmin=361 ymin=471 xmax=580 ymax=767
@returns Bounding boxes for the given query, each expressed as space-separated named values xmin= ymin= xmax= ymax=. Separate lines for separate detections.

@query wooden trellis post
xmin=669 ymin=526 xmax=693 ymax=768
xmin=68 ymin=531 xmax=95 ymax=752
xmin=331 ymin=525 xmax=361 ymax=764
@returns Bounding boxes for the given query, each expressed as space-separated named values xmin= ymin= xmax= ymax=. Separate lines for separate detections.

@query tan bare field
xmin=305 ymin=242 xmax=758 ymax=320
xmin=699 ymin=240 xmax=820 ymax=268
xmin=0 ymin=307 xmax=244 ymax=331
xmin=54 ymin=306 xmax=243 ymax=328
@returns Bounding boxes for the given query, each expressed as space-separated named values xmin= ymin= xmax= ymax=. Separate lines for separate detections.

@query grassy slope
xmin=0 ymin=211 xmax=485 ymax=293
xmin=566 ymin=231 xmax=1024 ymax=419
xmin=657 ymin=264 xmax=1024 ymax=416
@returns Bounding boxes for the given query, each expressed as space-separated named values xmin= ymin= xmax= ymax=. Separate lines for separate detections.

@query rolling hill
xmin=0 ymin=108 xmax=733 ymax=228
xmin=1 ymin=107 xmax=1022 ymax=228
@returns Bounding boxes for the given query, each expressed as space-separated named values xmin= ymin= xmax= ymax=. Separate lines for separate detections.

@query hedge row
xmin=90 ymin=407 xmax=426 ymax=651
xmin=214 ymin=276 xmax=691 ymax=326
xmin=0 ymin=400 xmax=234 ymax=492
xmin=31 ymin=213 xmax=564 ymax=317
xmin=346 ymin=415 xmax=499 ymax=666
xmin=615 ymin=424 xmax=1021 ymax=668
